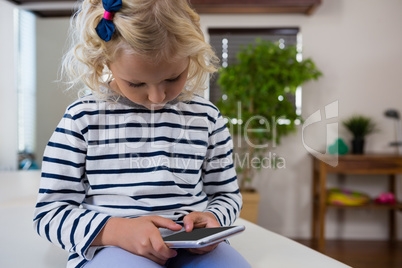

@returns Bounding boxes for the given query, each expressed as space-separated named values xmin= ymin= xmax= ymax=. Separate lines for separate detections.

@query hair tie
xmin=95 ymin=0 xmax=123 ymax=42
xmin=103 ymin=10 xmax=114 ymax=21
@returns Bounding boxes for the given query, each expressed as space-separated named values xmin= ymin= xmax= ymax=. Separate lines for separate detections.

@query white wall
xmin=0 ymin=0 xmax=18 ymax=171
xmin=35 ymin=17 xmax=75 ymax=163
xmin=200 ymin=0 xmax=402 ymax=239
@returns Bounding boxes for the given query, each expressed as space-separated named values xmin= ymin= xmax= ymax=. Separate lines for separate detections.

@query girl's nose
xmin=148 ymin=86 xmax=166 ymax=104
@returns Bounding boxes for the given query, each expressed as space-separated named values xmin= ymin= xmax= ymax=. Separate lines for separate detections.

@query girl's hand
xmin=182 ymin=211 xmax=221 ymax=255
xmin=92 ymin=216 xmax=182 ymax=265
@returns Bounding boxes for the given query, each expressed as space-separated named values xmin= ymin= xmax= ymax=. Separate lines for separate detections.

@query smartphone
xmin=163 ymin=225 xmax=245 ymax=248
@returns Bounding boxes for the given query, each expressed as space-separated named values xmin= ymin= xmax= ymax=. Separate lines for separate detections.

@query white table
xmin=0 ymin=171 xmax=350 ymax=268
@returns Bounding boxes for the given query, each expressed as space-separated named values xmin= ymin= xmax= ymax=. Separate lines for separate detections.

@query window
xmin=16 ymin=9 xmax=37 ymax=165
xmin=208 ymin=27 xmax=301 ymax=115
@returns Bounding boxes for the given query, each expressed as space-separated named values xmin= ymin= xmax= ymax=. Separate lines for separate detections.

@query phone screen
xmin=163 ymin=226 xmax=236 ymax=242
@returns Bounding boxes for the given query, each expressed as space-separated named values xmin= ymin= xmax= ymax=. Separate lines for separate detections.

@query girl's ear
xmin=104 ymin=64 xmax=113 ymax=77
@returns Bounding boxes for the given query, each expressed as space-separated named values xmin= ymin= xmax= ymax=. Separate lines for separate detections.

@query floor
xmin=296 ymin=239 xmax=402 ymax=268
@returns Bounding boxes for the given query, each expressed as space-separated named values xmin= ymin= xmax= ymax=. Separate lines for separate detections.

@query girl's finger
xmin=149 ymin=216 xmax=183 ymax=231
xmin=149 ymin=234 xmax=178 ymax=260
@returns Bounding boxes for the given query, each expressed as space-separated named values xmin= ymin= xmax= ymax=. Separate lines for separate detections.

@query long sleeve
xmin=33 ymin=106 xmax=111 ymax=267
xmin=203 ymin=111 xmax=242 ymax=226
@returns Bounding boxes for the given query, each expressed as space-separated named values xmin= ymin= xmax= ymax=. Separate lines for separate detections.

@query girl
xmin=33 ymin=0 xmax=249 ymax=267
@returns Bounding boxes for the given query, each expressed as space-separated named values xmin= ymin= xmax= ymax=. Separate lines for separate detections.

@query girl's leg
xmin=167 ymin=242 xmax=251 ymax=268
xmin=84 ymin=247 xmax=164 ymax=268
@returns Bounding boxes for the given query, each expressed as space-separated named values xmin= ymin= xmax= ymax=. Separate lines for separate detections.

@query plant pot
xmin=351 ymin=138 xmax=365 ymax=154
xmin=239 ymin=190 xmax=260 ymax=224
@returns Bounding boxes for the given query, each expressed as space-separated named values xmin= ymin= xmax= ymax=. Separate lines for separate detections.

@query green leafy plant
xmin=342 ymin=115 xmax=377 ymax=139
xmin=216 ymin=39 xmax=322 ymax=190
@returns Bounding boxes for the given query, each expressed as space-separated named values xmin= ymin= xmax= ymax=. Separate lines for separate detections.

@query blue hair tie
xmin=95 ymin=0 xmax=123 ymax=42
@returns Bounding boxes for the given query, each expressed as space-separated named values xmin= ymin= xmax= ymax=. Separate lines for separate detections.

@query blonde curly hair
xmin=62 ymin=0 xmax=219 ymax=101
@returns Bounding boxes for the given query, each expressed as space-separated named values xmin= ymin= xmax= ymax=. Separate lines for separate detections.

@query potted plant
xmin=216 ymin=39 xmax=322 ymax=222
xmin=342 ymin=115 xmax=377 ymax=154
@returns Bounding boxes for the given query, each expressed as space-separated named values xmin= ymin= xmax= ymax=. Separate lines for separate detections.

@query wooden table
xmin=311 ymin=154 xmax=402 ymax=252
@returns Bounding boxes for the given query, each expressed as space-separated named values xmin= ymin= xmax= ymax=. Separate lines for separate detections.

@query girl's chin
xmin=145 ymin=104 xmax=167 ymax=110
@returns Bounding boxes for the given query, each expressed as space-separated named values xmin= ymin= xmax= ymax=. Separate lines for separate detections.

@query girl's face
xmin=109 ymin=52 xmax=190 ymax=110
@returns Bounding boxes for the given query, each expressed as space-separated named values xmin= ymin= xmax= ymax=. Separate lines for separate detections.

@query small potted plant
xmin=342 ymin=115 xmax=377 ymax=154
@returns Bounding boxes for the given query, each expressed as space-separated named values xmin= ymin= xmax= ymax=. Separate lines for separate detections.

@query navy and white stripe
xmin=33 ymin=94 xmax=242 ymax=268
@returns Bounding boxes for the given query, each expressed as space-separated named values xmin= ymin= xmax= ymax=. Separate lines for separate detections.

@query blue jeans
xmin=84 ymin=242 xmax=251 ymax=268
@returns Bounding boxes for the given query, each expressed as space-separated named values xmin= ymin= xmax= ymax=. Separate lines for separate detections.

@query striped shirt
xmin=33 ymin=94 xmax=242 ymax=268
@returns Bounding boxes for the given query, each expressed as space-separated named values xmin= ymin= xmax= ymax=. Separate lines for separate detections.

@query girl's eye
xmin=128 ymin=82 xmax=145 ymax=88
xmin=166 ymin=75 xmax=181 ymax=82
xmin=127 ymin=74 xmax=181 ymax=88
